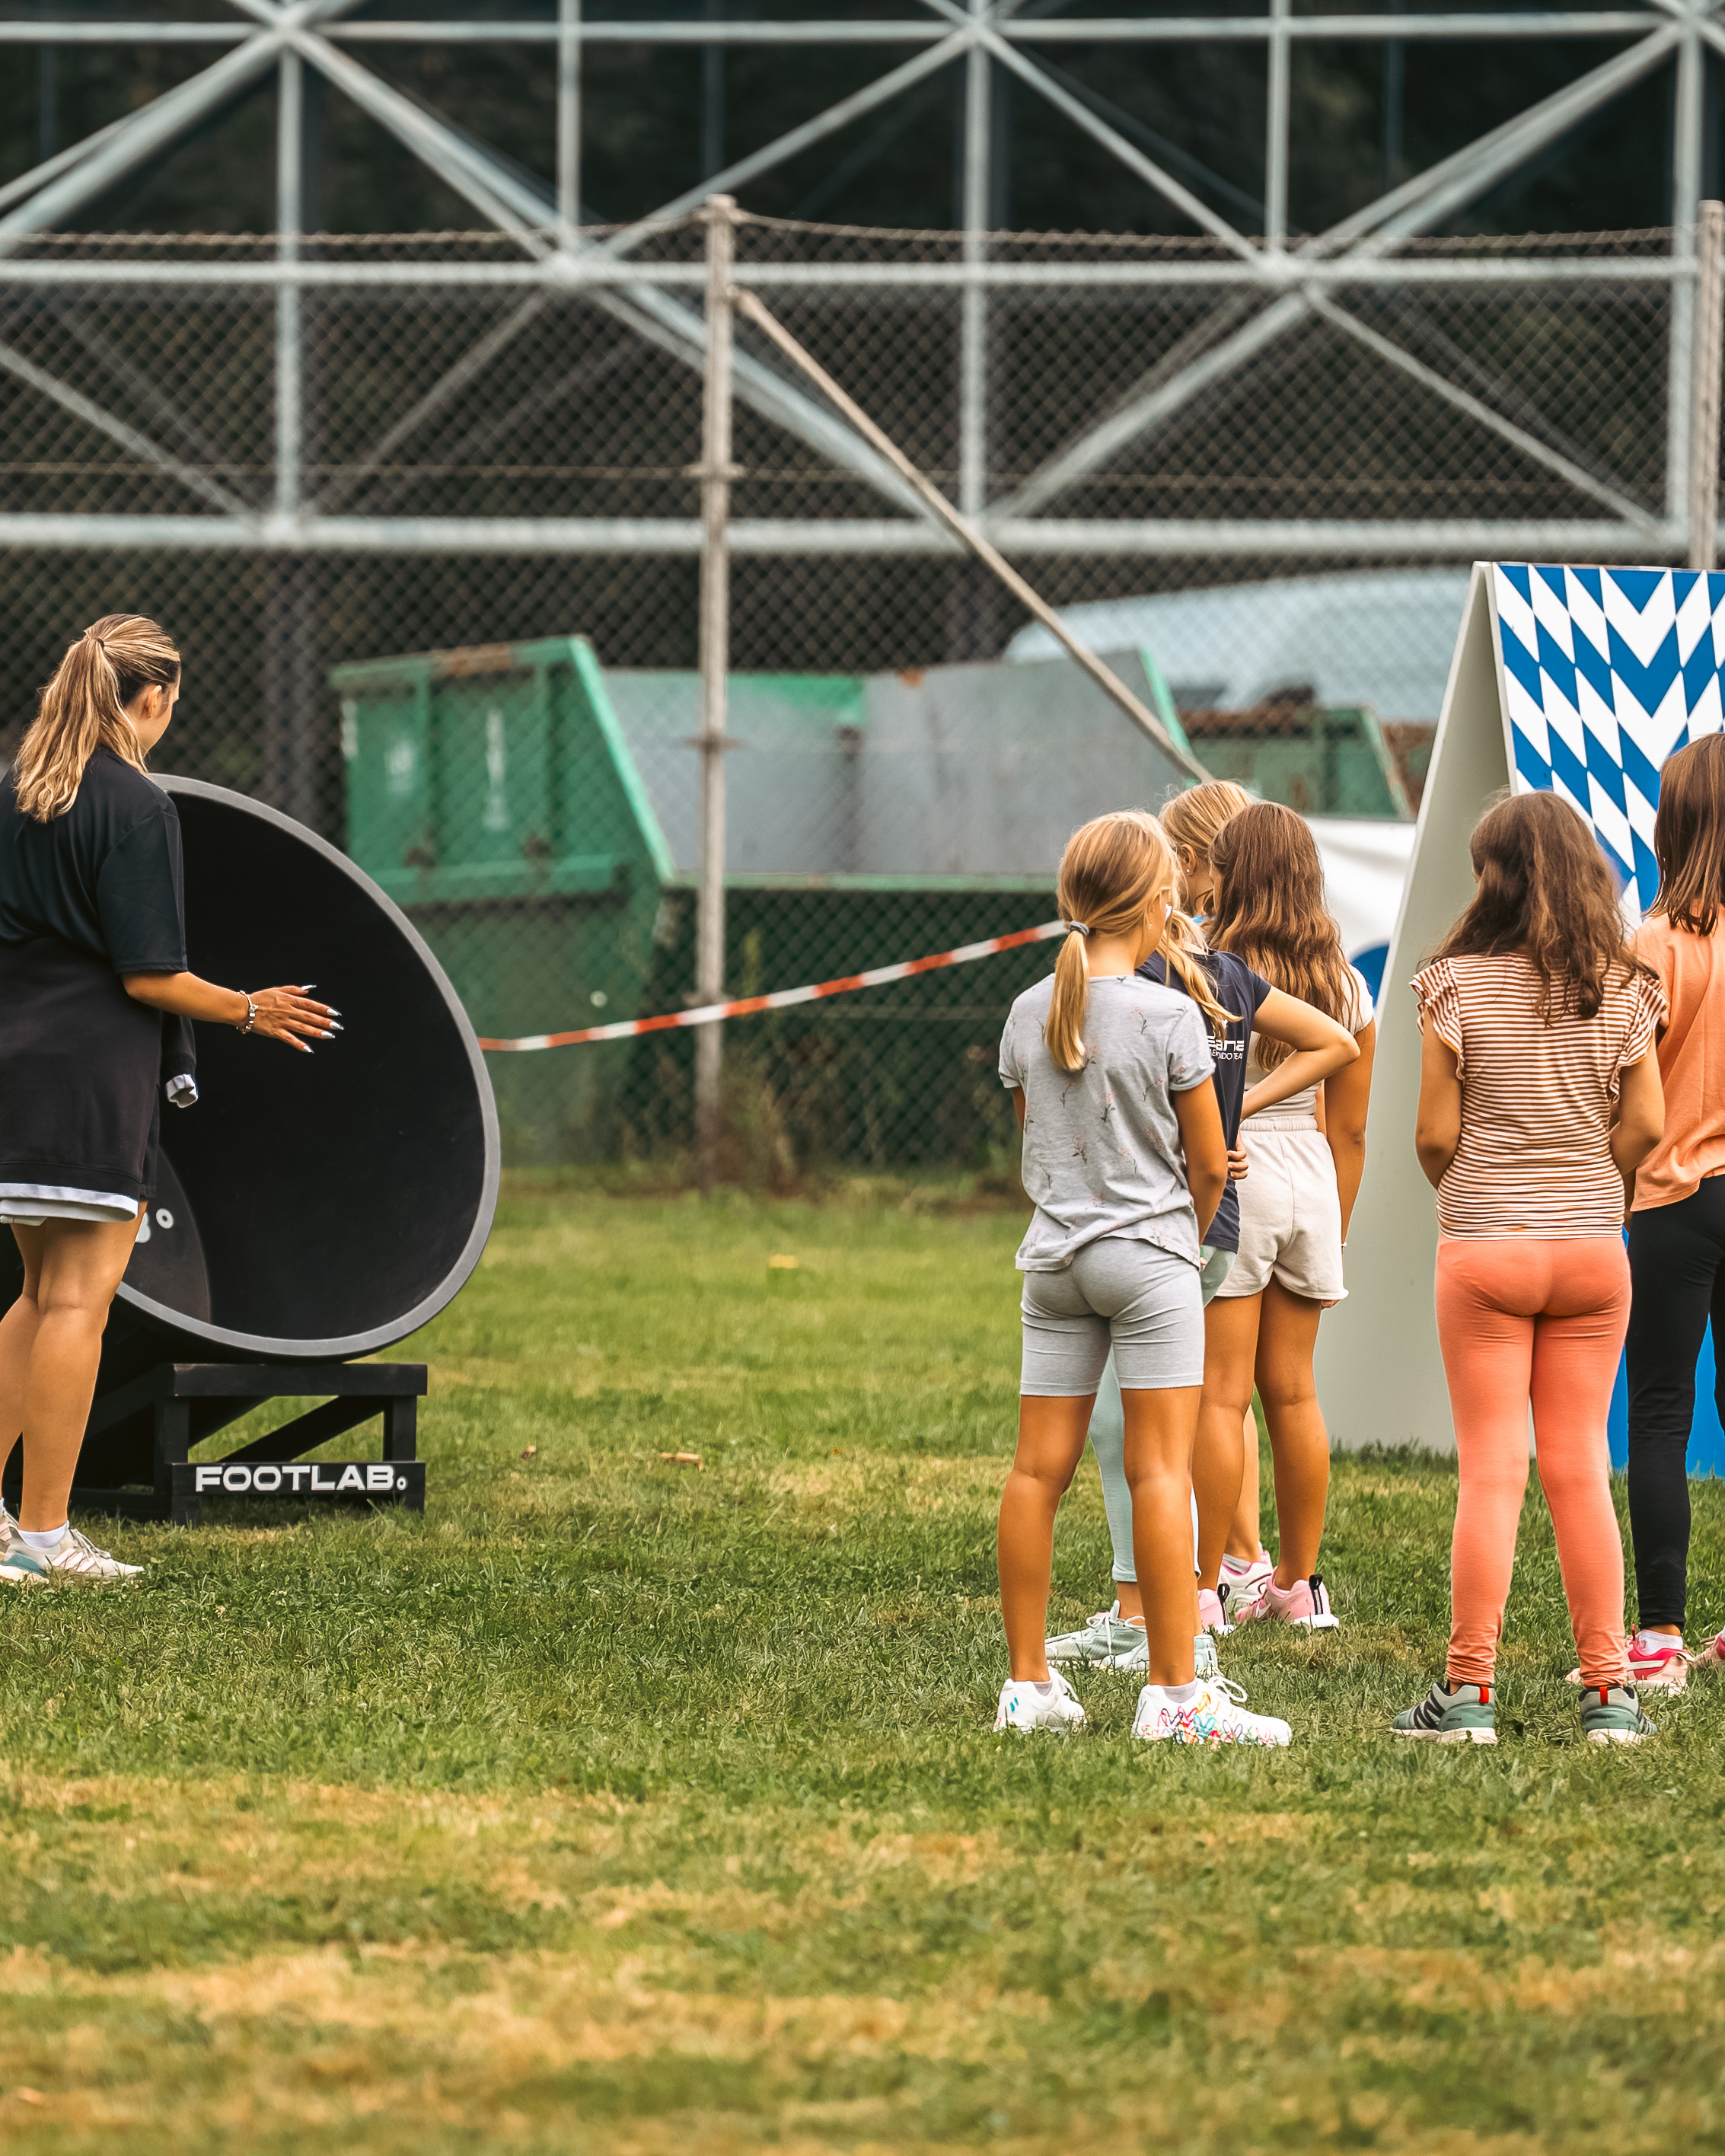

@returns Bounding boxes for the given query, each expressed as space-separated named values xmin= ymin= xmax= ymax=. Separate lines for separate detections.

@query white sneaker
xmin=0 ymin=1503 xmax=48 ymax=1587
xmin=993 ymin=1670 xmax=1088 ymax=1734
xmin=33 ymin=1526 xmax=142 ymax=1584
xmin=1217 ymin=1545 xmax=1274 ymax=1625
xmin=1045 ymin=1603 xmax=1143 ymax=1667
xmin=1131 ymin=1676 xmax=1292 ymax=1747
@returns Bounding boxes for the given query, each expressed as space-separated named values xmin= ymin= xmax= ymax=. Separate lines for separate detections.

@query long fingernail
xmin=327 ymin=1022 xmax=343 ymax=1033
xmin=328 ymin=1009 xmax=341 ymax=1017
xmin=322 ymin=1029 xmax=336 ymax=1039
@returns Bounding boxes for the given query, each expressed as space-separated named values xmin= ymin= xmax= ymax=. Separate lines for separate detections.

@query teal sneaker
xmin=1580 ymin=1682 xmax=1656 ymax=1745
xmin=1393 ymin=1679 xmax=1497 ymax=1745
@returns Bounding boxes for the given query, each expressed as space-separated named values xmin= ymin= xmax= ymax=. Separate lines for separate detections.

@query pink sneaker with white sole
xmin=1564 ymin=1633 xmax=1692 ymax=1691
xmin=1197 ymin=1587 xmax=1230 ymax=1634
xmin=1234 ymin=1572 xmax=1341 ymax=1632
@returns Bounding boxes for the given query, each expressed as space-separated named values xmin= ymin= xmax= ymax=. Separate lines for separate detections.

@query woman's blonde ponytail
xmin=13 ymin=614 xmax=180 ymax=822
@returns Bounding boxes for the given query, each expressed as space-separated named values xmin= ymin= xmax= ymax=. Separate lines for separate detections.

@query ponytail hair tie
xmin=1067 ymin=920 xmax=1091 ymax=938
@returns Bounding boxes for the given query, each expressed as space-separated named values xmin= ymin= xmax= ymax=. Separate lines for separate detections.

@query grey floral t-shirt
xmin=999 ymin=971 xmax=1216 ymax=1272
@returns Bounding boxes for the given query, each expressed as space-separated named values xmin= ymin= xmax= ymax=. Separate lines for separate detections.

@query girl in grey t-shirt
xmin=992 ymin=810 xmax=1293 ymax=1749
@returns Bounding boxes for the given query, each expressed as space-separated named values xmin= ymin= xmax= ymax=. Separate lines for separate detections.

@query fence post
xmin=1691 ymin=199 xmax=1724 ymax=574
xmin=694 ymin=193 xmax=736 ymax=1192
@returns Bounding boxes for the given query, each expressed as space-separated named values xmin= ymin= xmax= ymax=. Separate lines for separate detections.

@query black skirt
xmin=0 ymin=934 xmax=166 ymax=1205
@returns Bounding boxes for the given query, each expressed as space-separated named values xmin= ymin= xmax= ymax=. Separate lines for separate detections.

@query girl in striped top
xmin=1394 ymin=790 xmax=1666 ymax=1747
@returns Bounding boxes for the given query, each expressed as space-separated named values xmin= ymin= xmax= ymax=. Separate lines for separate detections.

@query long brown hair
xmin=1649 ymin=732 xmax=1725 ymax=936
xmin=1159 ymin=780 xmax=1254 ymax=914
xmin=12 ymin=614 xmax=180 ymax=822
xmin=1208 ymin=800 xmax=1358 ymax=1069
xmin=1046 ymin=810 xmax=1231 ymax=1072
xmin=1433 ymin=789 xmax=1650 ymax=1020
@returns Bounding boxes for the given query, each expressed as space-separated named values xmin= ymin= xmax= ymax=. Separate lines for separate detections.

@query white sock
xmin=1031 ymin=1679 xmax=1057 ymax=1696
xmin=1147 ymin=1679 xmax=1202 ymax=1705
xmin=1635 ymin=1630 xmax=1682 ymax=1653
xmin=17 ymin=1523 xmax=67 ymax=1553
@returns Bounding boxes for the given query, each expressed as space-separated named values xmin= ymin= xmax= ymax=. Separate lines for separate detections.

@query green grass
xmin=2 ymin=1185 xmax=1723 ymax=2152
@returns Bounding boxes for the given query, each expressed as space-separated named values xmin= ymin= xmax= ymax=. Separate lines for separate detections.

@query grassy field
xmin=2 ymin=1182 xmax=1724 ymax=2154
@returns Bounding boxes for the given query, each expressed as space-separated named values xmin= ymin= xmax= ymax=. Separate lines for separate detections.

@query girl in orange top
xmin=1626 ymin=732 xmax=1725 ymax=1684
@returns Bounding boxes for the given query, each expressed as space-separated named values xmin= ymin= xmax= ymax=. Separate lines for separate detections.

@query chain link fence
xmin=0 ymin=217 xmax=1695 ymax=1177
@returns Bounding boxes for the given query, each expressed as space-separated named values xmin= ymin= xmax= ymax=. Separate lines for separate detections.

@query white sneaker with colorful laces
xmin=1131 ymin=1676 xmax=1291 ymax=1747
xmin=1232 ymin=1571 xmax=1340 ymax=1633
xmin=993 ymin=1670 xmax=1088 ymax=1734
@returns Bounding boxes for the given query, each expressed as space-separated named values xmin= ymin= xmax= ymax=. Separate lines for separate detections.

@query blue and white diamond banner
xmin=1491 ymin=563 xmax=1725 ymax=916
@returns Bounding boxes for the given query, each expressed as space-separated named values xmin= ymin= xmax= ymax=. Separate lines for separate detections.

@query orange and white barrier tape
xmin=477 ymin=920 xmax=1065 ymax=1051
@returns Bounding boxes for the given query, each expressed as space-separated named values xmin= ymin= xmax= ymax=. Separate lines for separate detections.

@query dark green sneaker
xmin=1580 ymin=1682 xmax=1656 ymax=1745
xmin=1392 ymin=1679 xmax=1497 ymax=1745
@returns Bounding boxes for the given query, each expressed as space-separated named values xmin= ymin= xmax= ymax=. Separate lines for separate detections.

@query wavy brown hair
xmin=1432 ymin=789 xmax=1650 ymax=1020
xmin=1208 ymin=800 xmax=1360 ymax=1069
xmin=13 ymin=614 xmax=180 ymax=822
xmin=1046 ymin=810 xmax=1231 ymax=1071
xmin=1648 ymin=732 xmax=1725 ymax=936
xmin=1159 ymin=780 xmax=1254 ymax=914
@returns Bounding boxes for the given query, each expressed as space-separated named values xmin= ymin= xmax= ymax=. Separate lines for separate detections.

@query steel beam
xmin=0 ymin=515 xmax=1674 ymax=557
xmin=998 ymin=25 xmax=1684 ymax=514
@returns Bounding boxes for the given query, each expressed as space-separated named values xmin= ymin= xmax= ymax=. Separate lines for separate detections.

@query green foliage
xmin=0 ymin=1188 xmax=1721 ymax=2150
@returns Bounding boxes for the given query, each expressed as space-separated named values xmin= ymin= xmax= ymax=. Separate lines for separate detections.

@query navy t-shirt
xmin=1140 ymin=949 xmax=1273 ymax=1252
xmin=0 ymin=748 xmax=187 ymax=974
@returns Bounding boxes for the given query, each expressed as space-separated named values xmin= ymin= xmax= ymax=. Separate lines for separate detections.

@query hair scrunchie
xmin=1066 ymin=920 xmax=1091 ymax=938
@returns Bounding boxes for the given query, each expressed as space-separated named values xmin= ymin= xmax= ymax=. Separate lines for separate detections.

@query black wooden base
xmin=0 ymin=1361 xmax=428 ymax=1526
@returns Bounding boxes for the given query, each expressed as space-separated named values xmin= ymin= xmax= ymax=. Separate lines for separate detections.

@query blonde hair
xmin=1047 ymin=809 xmax=1232 ymax=1073
xmin=1159 ymin=780 xmax=1254 ymax=914
xmin=13 ymin=614 xmax=180 ymax=822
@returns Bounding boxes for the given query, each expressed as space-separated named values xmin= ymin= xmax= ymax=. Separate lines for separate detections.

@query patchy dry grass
xmin=0 ymin=1186 xmax=1723 ymax=2151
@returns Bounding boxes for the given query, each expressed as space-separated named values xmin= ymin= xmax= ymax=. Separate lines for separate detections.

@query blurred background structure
xmin=1 ymin=2 xmax=1720 ymax=1173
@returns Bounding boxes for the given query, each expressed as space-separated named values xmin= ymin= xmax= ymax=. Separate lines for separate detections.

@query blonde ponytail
xmin=14 ymin=614 xmax=180 ymax=822
xmin=1045 ymin=809 xmax=1234 ymax=1073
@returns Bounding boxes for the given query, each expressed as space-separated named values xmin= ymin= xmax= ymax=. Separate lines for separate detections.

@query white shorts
xmin=1217 ymin=1118 xmax=1346 ymax=1304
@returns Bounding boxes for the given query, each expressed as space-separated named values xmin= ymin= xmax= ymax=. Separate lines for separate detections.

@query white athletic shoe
xmin=1045 ymin=1606 xmax=1219 ymax=1680
xmin=0 ymin=1503 xmax=48 ymax=1587
xmin=1217 ymin=1545 xmax=1274 ymax=1625
xmin=32 ymin=1526 xmax=142 ymax=1584
xmin=993 ymin=1670 xmax=1088 ymax=1734
xmin=1131 ymin=1676 xmax=1291 ymax=1747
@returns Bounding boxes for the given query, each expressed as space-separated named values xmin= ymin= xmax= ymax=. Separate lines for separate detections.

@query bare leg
xmin=1227 ymin=1408 xmax=1263 ymax=1561
xmin=4 ymin=1213 xmax=142 ymax=1529
xmin=998 ymin=1394 xmax=1093 ymax=1680
xmin=1255 ymin=1281 xmax=1328 ymax=1586
xmin=1122 ymin=1383 xmax=1204 ymax=1685
xmin=1194 ymin=1293 xmax=1261 ymax=1592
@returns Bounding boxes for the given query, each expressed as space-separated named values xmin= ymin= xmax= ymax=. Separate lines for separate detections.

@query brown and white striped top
xmin=1411 ymin=952 xmax=1665 ymax=1239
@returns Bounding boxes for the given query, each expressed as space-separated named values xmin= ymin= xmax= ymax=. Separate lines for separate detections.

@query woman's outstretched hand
xmin=246 ymin=986 xmax=340 ymax=1052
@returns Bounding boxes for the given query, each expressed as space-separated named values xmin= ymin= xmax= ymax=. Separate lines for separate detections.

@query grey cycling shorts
xmin=1019 ymin=1235 xmax=1205 ymax=1396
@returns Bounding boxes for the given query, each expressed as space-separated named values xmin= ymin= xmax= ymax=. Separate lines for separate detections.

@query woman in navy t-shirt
xmin=0 ymin=615 xmax=336 ymax=1585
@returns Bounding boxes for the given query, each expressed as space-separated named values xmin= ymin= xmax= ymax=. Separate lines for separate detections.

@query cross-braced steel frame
xmin=0 ymin=0 xmax=1722 ymax=563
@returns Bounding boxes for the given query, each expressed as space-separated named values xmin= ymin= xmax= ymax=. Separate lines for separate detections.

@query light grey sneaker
xmin=1045 ymin=1606 xmax=1218 ymax=1680
xmin=1046 ymin=1603 xmax=1143 ymax=1667
xmin=33 ymin=1526 xmax=142 ymax=1584
xmin=1392 ymin=1679 xmax=1497 ymax=1745
xmin=1580 ymin=1682 xmax=1656 ymax=1745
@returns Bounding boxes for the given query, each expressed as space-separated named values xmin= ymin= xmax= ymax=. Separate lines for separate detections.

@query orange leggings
xmin=1435 ymin=1236 xmax=1630 ymax=1690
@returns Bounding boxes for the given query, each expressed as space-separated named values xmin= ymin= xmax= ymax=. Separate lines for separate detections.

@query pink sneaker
xmin=1564 ymin=1634 xmax=1692 ymax=1692
xmin=1197 ymin=1587 xmax=1230 ymax=1634
xmin=1234 ymin=1571 xmax=1341 ymax=1633
xmin=1695 ymin=1631 xmax=1725 ymax=1675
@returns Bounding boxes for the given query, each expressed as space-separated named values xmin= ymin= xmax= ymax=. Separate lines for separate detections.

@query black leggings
xmin=1625 ymin=1180 xmax=1725 ymax=1630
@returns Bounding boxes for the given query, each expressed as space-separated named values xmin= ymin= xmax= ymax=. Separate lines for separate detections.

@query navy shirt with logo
xmin=1140 ymin=949 xmax=1273 ymax=1253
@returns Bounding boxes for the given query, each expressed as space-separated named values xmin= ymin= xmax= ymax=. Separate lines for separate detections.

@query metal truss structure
xmin=1 ymin=1 xmax=1723 ymax=564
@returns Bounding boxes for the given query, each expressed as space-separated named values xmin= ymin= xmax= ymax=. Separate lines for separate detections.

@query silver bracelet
xmin=237 ymin=994 xmax=257 ymax=1035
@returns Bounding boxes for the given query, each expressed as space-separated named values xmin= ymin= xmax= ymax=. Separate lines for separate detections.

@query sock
xmin=1145 ymin=1679 xmax=1202 ymax=1705
xmin=1031 ymin=1680 xmax=1056 ymax=1696
xmin=17 ymin=1523 xmax=67 ymax=1553
xmin=1220 ymin=1553 xmax=1252 ymax=1577
xmin=1634 ymin=1630 xmax=1682 ymax=1654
